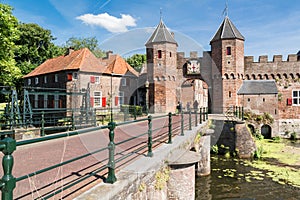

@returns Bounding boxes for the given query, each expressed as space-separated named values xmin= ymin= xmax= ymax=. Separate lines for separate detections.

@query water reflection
xmin=196 ymin=156 xmax=300 ymax=200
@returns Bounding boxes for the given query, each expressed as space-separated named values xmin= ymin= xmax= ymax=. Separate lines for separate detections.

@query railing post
xmin=195 ymin=109 xmax=198 ymax=127
xmin=147 ymin=115 xmax=153 ymax=157
xmin=189 ymin=110 xmax=192 ymax=130
xmin=203 ymin=107 xmax=206 ymax=122
xmin=168 ymin=112 xmax=172 ymax=144
xmin=133 ymin=107 xmax=137 ymax=120
xmin=238 ymin=106 xmax=241 ymax=119
xmin=106 ymin=121 xmax=117 ymax=183
xmin=241 ymin=107 xmax=244 ymax=120
xmin=93 ymin=109 xmax=97 ymax=126
xmin=71 ymin=111 xmax=75 ymax=131
xmin=206 ymin=107 xmax=208 ymax=120
xmin=180 ymin=111 xmax=184 ymax=136
xmin=0 ymin=137 xmax=16 ymax=200
xmin=199 ymin=107 xmax=202 ymax=124
xmin=235 ymin=106 xmax=238 ymax=117
xmin=40 ymin=111 xmax=45 ymax=137
xmin=124 ymin=106 xmax=128 ymax=122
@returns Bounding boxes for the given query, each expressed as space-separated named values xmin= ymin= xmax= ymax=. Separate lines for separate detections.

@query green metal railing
xmin=0 ymin=107 xmax=208 ymax=199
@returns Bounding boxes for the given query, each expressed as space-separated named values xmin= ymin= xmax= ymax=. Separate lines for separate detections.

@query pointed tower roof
xmin=210 ymin=16 xmax=244 ymax=44
xmin=145 ymin=19 xmax=178 ymax=46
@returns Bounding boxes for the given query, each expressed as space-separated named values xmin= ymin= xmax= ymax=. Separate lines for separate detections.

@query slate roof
xmin=145 ymin=19 xmax=177 ymax=46
xmin=102 ymin=55 xmax=139 ymax=77
xmin=237 ymin=80 xmax=278 ymax=95
xmin=24 ymin=48 xmax=106 ymax=77
xmin=210 ymin=16 xmax=245 ymax=43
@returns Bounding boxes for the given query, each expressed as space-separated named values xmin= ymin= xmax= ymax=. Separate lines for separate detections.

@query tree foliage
xmin=126 ymin=54 xmax=146 ymax=72
xmin=15 ymin=23 xmax=64 ymax=75
xmin=65 ymin=37 xmax=105 ymax=58
xmin=0 ymin=4 xmax=22 ymax=86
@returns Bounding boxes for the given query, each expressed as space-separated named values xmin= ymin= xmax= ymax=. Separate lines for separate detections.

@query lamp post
xmin=145 ymin=80 xmax=149 ymax=115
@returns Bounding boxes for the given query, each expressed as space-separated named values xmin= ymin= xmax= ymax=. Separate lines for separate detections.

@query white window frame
xmin=95 ymin=76 xmax=100 ymax=84
xmin=44 ymin=94 xmax=48 ymax=108
xmin=44 ymin=76 xmax=47 ymax=84
xmin=121 ymin=78 xmax=126 ymax=86
xmin=119 ymin=91 xmax=124 ymax=105
xmin=34 ymin=94 xmax=38 ymax=108
xmin=54 ymin=94 xmax=59 ymax=108
xmin=28 ymin=79 xmax=31 ymax=85
xmin=292 ymin=90 xmax=300 ymax=106
xmin=35 ymin=77 xmax=39 ymax=85
xmin=94 ymin=91 xmax=102 ymax=107
xmin=55 ymin=74 xmax=58 ymax=82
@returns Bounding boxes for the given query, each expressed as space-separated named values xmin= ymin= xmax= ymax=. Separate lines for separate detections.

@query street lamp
xmin=145 ymin=80 xmax=149 ymax=115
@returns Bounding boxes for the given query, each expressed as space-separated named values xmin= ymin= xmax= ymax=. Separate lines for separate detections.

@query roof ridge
xmin=66 ymin=48 xmax=86 ymax=70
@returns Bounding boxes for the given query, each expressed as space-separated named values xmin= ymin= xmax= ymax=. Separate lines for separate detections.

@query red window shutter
xmin=67 ymin=73 xmax=72 ymax=81
xmin=90 ymin=97 xmax=94 ymax=107
xmin=287 ymin=98 xmax=292 ymax=106
xmin=102 ymin=97 xmax=106 ymax=107
xmin=90 ymin=76 xmax=95 ymax=83
xmin=115 ymin=96 xmax=119 ymax=106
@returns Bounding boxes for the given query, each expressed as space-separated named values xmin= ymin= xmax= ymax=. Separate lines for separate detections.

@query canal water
xmin=196 ymin=154 xmax=300 ymax=199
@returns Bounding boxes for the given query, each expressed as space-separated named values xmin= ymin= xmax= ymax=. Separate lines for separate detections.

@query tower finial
xmin=222 ymin=0 xmax=229 ymax=17
xmin=160 ymin=8 xmax=163 ymax=20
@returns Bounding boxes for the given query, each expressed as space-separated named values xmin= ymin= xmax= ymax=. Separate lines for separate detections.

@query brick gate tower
xmin=145 ymin=19 xmax=178 ymax=113
xmin=210 ymin=16 xmax=245 ymax=113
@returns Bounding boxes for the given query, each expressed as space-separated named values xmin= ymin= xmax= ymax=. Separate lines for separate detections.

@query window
xmin=226 ymin=47 xmax=231 ymax=55
xmin=292 ymin=90 xmax=300 ymax=105
xmin=170 ymin=52 xmax=172 ymax=57
xmin=248 ymin=98 xmax=250 ymax=102
xmin=54 ymin=94 xmax=59 ymax=108
xmin=35 ymin=77 xmax=39 ymax=85
xmin=34 ymin=94 xmax=38 ymax=108
xmin=121 ymin=78 xmax=126 ymax=86
xmin=158 ymin=50 xmax=162 ymax=59
xmin=73 ymin=72 xmax=78 ymax=80
xmin=94 ymin=91 xmax=102 ymax=107
xmin=95 ymin=76 xmax=100 ymax=84
xmin=44 ymin=95 xmax=48 ymax=108
xmin=28 ymin=79 xmax=31 ymax=85
xmin=229 ymin=91 xmax=232 ymax=98
xmin=44 ymin=76 xmax=47 ymax=84
xmin=55 ymin=74 xmax=58 ymax=82
xmin=119 ymin=91 xmax=124 ymax=105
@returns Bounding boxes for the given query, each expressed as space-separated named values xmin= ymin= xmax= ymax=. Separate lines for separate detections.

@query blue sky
xmin=4 ymin=0 xmax=300 ymax=60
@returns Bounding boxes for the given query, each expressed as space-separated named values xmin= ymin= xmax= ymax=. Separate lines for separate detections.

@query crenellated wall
xmin=244 ymin=54 xmax=300 ymax=80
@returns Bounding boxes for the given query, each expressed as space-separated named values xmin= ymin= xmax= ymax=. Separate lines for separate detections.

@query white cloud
xmin=76 ymin=13 xmax=137 ymax=33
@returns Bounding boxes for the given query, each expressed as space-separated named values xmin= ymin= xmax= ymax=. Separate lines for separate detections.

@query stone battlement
xmin=245 ymin=54 xmax=299 ymax=64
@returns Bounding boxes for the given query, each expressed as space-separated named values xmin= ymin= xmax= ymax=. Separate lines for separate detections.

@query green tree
xmin=65 ymin=37 xmax=106 ymax=58
xmin=0 ymin=3 xmax=22 ymax=86
xmin=15 ymin=23 xmax=64 ymax=75
xmin=126 ymin=54 xmax=146 ymax=72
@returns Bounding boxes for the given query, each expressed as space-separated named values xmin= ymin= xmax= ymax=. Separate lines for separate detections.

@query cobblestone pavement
xmin=6 ymin=114 xmax=185 ymax=199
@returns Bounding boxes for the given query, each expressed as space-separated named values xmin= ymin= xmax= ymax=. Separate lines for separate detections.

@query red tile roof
xmin=102 ymin=54 xmax=139 ymax=77
xmin=23 ymin=48 xmax=106 ymax=78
